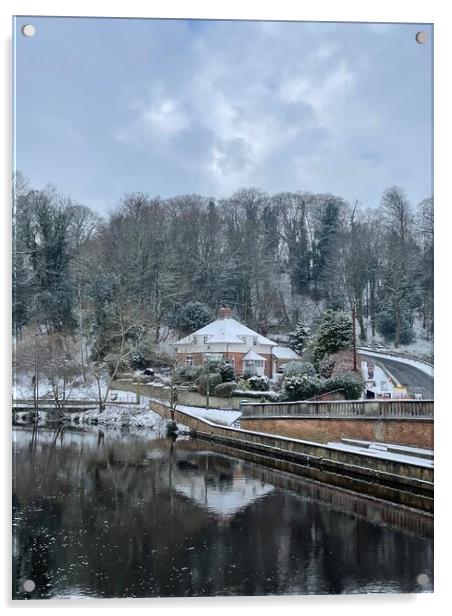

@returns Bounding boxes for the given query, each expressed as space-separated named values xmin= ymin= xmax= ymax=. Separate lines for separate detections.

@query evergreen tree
xmin=169 ymin=302 xmax=212 ymax=336
xmin=313 ymin=310 xmax=353 ymax=364
xmin=289 ymin=322 xmax=310 ymax=355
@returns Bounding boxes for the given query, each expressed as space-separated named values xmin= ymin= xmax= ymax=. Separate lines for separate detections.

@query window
xmin=193 ymin=336 xmax=198 ymax=345
xmin=253 ymin=337 xmax=258 ymax=345
xmin=186 ymin=355 xmax=193 ymax=366
xmin=203 ymin=335 xmax=209 ymax=344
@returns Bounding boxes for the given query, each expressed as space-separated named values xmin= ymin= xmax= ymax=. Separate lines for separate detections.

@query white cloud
xmin=111 ymin=20 xmax=431 ymax=204
xmin=141 ymin=97 xmax=189 ymax=137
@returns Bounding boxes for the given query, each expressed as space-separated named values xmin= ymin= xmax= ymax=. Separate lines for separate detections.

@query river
xmin=12 ymin=425 xmax=433 ymax=599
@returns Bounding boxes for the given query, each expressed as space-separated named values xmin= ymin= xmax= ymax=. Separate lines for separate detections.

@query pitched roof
xmin=243 ymin=350 xmax=267 ymax=362
xmin=272 ymin=346 xmax=301 ymax=359
xmin=175 ymin=317 xmax=277 ymax=346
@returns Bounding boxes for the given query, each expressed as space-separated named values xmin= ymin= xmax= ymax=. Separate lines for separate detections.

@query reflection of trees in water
xmin=12 ymin=427 xmax=433 ymax=598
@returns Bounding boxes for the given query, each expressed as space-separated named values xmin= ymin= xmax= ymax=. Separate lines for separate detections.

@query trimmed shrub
xmin=247 ymin=375 xmax=269 ymax=391
xmin=197 ymin=373 xmax=222 ymax=395
xmin=283 ymin=361 xmax=316 ymax=379
xmin=214 ymin=381 xmax=237 ymax=397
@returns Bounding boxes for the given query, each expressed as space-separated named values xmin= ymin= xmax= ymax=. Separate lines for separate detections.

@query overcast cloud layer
xmin=14 ymin=17 xmax=432 ymax=213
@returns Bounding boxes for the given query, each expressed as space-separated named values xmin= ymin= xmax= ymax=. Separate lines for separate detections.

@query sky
xmin=14 ymin=17 xmax=433 ymax=214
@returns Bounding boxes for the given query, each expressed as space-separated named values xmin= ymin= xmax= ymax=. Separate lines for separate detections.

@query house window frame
xmin=186 ymin=355 xmax=193 ymax=366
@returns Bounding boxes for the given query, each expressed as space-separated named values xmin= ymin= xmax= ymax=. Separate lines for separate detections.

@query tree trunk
xmin=394 ymin=303 xmax=401 ymax=348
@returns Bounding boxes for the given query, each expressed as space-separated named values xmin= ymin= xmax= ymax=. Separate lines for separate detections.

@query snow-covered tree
xmin=313 ymin=310 xmax=353 ymax=364
xmin=289 ymin=322 xmax=310 ymax=355
xmin=169 ymin=302 xmax=212 ymax=336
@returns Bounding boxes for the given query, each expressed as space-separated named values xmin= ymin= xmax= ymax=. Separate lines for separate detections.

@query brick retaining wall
xmin=240 ymin=416 xmax=433 ymax=449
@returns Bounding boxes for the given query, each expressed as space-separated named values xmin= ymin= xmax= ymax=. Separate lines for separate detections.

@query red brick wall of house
xmin=178 ymin=353 xmax=204 ymax=366
xmin=240 ymin=417 xmax=433 ymax=449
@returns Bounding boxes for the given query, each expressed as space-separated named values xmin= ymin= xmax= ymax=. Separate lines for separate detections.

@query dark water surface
xmin=12 ymin=426 xmax=433 ymax=599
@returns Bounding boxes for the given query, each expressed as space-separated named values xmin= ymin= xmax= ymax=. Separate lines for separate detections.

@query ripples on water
xmin=12 ymin=426 xmax=433 ymax=599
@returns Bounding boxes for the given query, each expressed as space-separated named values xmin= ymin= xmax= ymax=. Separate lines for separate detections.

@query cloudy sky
xmin=14 ymin=17 xmax=432 ymax=213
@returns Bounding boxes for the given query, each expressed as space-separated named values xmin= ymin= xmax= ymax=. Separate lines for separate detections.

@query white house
xmin=174 ymin=306 xmax=301 ymax=378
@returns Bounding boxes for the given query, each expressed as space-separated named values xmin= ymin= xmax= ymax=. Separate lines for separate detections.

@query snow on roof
xmin=272 ymin=346 xmax=301 ymax=360
xmin=243 ymin=350 xmax=267 ymax=362
xmin=175 ymin=317 xmax=277 ymax=346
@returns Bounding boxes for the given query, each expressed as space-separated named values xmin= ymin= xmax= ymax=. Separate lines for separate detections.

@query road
xmin=360 ymin=353 xmax=434 ymax=399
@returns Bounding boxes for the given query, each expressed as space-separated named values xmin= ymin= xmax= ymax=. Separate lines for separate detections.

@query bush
xmin=325 ymin=372 xmax=363 ymax=400
xmin=128 ymin=334 xmax=156 ymax=370
xmin=318 ymin=356 xmax=335 ymax=378
xmin=283 ymin=361 xmax=316 ymax=379
xmin=283 ymin=375 xmax=323 ymax=401
xmin=197 ymin=373 xmax=222 ymax=395
xmin=237 ymin=379 xmax=251 ymax=390
xmin=214 ymin=381 xmax=237 ymax=397
xmin=218 ymin=359 xmax=236 ymax=382
xmin=174 ymin=365 xmax=203 ymax=384
xmin=247 ymin=375 xmax=269 ymax=391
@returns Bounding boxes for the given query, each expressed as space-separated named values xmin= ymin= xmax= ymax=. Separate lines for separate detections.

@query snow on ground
xmin=176 ymin=404 xmax=241 ymax=426
xmin=12 ymin=373 xmax=138 ymax=403
xmin=326 ymin=441 xmax=433 ymax=468
xmin=360 ymin=330 xmax=433 ymax=364
xmin=359 ymin=349 xmax=433 ymax=378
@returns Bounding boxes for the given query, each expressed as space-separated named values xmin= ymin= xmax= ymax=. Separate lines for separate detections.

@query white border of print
xmin=1 ymin=0 xmax=450 ymax=614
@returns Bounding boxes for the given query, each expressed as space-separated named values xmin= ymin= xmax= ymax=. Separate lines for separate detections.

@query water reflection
xmin=12 ymin=426 xmax=433 ymax=599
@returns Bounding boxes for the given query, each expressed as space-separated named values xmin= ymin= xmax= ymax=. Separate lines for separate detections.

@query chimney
xmin=218 ymin=304 xmax=232 ymax=319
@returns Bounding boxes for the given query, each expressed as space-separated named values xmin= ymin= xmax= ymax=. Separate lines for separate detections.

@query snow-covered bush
xmin=247 ymin=375 xmax=269 ymax=391
xmin=218 ymin=359 xmax=236 ymax=382
xmin=214 ymin=381 xmax=237 ymax=397
xmin=174 ymin=365 xmax=203 ymax=384
xmin=283 ymin=361 xmax=316 ymax=379
xmin=325 ymin=372 xmax=363 ymax=400
xmin=283 ymin=375 xmax=323 ymax=401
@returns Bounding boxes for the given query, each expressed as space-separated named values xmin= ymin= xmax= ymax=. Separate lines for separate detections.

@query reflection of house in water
xmin=170 ymin=453 xmax=274 ymax=517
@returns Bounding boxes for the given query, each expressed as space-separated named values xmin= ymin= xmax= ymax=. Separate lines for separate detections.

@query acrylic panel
xmin=12 ymin=16 xmax=433 ymax=600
